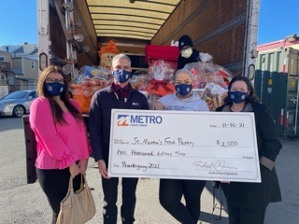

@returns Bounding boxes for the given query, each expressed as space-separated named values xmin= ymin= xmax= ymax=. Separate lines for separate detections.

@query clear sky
xmin=0 ymin=0 xmax=298 ymax=46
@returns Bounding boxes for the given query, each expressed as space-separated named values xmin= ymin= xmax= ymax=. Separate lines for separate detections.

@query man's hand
xmin=98 ymin=160 xmax=110 ymax=179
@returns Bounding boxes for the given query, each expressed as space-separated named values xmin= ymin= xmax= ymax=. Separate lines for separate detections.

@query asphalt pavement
xmin=0 ymin=117 xmax=298 ymax=224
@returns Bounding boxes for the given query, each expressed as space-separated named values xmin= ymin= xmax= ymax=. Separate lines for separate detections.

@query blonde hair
xmin=175 ymin=69 xmax=194 ymax=81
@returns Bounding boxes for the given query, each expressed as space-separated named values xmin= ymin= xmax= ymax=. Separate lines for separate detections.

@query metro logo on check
xmin=116 ymin=113 xmax=163 ymax=127
xmin=117 ymin=115 xmax=129 ymax=126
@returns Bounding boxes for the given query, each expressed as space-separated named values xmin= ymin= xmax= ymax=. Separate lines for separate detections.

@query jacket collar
xmin=222 ymin=103 xmax=253 ymax=112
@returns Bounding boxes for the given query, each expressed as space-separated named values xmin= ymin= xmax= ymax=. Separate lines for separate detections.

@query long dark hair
xmin=37 ymin=65 xmax=83 ymax=124
xmin=223 ymin=76 xmax=259 ymax=105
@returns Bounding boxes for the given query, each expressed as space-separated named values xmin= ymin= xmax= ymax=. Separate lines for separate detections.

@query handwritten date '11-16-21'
xmin=222 ymin=123 xmax=245 ymax=128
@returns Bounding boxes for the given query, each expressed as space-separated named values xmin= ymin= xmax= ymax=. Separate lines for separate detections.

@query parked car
xmin=0 ymin=90 xmax=37 ymax=117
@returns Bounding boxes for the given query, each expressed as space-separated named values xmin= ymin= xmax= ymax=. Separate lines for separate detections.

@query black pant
xmin=159 ymin=179 xmax=206 ymax=224
xmin=227 ymin=203 xmax=266 ymax=224
xmin=101 ymin=177 xmax=138 ymax=224
xmin=36 ymin=168 xmax=81 ymax=224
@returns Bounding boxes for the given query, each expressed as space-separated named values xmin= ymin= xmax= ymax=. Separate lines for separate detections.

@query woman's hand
xmin=98 ymin=160 xmax=110 ymax=179
xmin=151 ymin=100 xmax=164 ymax=110
xmin=78 ymin=159 xmax=88 ymax=174
xmin=69 ymin=163 xmax=80 ymax=177
xmin=220 ymin=181 xmax=230 ymax=184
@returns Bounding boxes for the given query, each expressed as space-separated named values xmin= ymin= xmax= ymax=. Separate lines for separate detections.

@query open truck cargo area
xmin=38 ymin=0 xmax=259 ymax=78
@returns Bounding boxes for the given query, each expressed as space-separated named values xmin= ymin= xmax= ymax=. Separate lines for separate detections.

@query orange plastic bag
xmin=72 ymin=94 xmax=92 ymax=114
xmin=70 ymin=66 xmax=112 ymax=113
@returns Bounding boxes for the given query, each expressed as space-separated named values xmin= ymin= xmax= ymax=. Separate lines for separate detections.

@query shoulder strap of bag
xmin=82 ymin=174 xmax=90 ymax=188
xmin=212 ymin=181 xmax=223 ymax=220
xmin=80 ymin=174 xmax=84 ymax=189
xmin=68 ymin=176 xmax=74 ymax=193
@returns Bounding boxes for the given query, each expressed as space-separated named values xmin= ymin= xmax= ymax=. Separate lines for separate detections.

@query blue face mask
xmin=113 ymin=69 xmax=131 ymax=83
xmin=44 ymin=83 xmax=65 ymax=96
xmin=175 ymin=84 xmax=192 ymax=96
xmin=229 ymin=91 xmax=248 ymax=104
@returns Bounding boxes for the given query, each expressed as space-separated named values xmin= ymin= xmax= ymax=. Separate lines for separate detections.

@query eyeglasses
xmin=45 ymin=77 xmax=65 ymax=84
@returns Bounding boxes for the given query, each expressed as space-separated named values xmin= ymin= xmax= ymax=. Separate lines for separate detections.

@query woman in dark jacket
xmin=177 ymin=35 xmax=213 ymax=69
xmin=177 ymin=35 xmax=202 ymax=69
xmin=216 ymin=76 xmax=282 ymax=224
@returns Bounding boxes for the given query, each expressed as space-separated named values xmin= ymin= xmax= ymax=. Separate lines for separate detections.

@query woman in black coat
xmin=177 ymin=35 xmax=213 ymax=69
xmin=216 ymin=76 xmax=282 ymax=224
xmin=177 ymin=35 xmax=202 ymax=69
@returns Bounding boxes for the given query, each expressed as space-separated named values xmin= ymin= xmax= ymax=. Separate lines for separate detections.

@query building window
xmin=31 ymin=61 xmax=35 ymax=70
xmin=0 ymin=57 xmax=4 ymax=61
xmin=8 ymin=76 xmax=14 ymax=85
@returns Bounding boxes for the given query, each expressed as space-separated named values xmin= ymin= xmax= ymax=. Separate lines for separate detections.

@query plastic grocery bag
xmin=145 ymin=60 xmax=175 ymax=100
xmin=184 ymin=62 xmax=233 ymax=111
xmin=70 ymin=66 xmax=112 ymax=113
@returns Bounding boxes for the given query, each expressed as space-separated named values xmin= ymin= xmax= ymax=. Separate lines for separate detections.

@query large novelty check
xmin=108 ymin=109 xmax=261 ymax=183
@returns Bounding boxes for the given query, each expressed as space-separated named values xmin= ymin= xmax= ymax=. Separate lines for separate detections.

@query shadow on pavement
xmin=200 ymin=210 xmax=229 ymax=224
xmin=201 ymin=181 xmax=229 ymax=224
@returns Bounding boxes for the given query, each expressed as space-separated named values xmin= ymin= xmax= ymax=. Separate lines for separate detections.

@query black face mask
xmin=113 ymin=69 xmax=131 ymax=83
xmin=175 ymin=84 xmax=192 ymax=96
xmin=228 ymin=91 xmax=248 ymax=104
xmin=44 ymin=83 xmax=65 ymax=96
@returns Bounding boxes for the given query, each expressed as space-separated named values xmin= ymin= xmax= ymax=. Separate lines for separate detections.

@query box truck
xmin=24 ymin=0 xmax=260 ymax=184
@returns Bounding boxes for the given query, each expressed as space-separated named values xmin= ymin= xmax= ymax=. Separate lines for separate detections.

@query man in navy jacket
xmin=89 ymin=53 xmax=149 ymax=224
